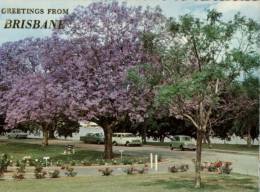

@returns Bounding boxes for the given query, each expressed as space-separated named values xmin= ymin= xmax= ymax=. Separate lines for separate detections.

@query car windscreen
xmin=183 ymin=137 xmax=191 ymax=141
xmin=124 ymin=134 xmax=135 ymax=137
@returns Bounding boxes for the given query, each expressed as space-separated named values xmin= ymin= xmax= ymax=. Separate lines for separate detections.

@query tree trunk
xmin=206 ymin=135 xmax=212 ymax=149
xmin=49 ymin=129 xmax=56 ymax=139
xmin=103 ymin=125 xmax=113 ymax=159
xmin=195 ymin=130 xmax=203 ymax=188
xmin=204 ymin=132 xmax=212 ymax=148
xmin=42 ymin=125 xmax=49 ymax=147
xmin=159 ymin=136 xmax=165 ymax=143
xmin=247 ymin=127 xmax=252 ymax=148
xmin=142 ymin=121 xmax=147 ymax=144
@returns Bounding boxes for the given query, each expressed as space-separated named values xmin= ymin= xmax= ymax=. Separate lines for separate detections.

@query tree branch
xmin=183 ymin=113 xmax=200 ymax=130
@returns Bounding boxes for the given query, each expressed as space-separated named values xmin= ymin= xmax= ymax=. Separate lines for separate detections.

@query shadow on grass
xmin=140 ymin=175 xmax=258 ymax=192
xmin=141 ymin=178 xmax=222 ymax=191
xmin=218 ymin=175 xmax=258 ymax=191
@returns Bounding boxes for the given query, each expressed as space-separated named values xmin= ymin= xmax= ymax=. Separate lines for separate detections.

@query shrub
xmin=17 ymin=163 xmax=26 ymax=173
xmin=0 ymin=154 xmax=11 ymax=173
xmin=70 ymin=160 xmax=76 ymax=166
xmin=12 ymin=172 xmax=25 ymax=180
xmin=111 ymin=159 xmax=119 ymax=165
xmin=124 ymin=166 xmax=136 ymax=175
xmin=56 ymin=160 xmax=63 ymax=167
xmin=48 ymin=169 xmax=60 ymax=178
xmin=98 ymin=167 xmax=113 ymax=176
xmin=0 ymin=169 xmax=4 ymax=178
xmin=122 ymin=158 xmax=133 ymax=165
xmin=15 ymin=160 xmax=20 ymax=167
xmin=34 ymin=164 xmax=47 ymax=179
xmin=22 ymin=156 xmax=34 ymax=166
xmin=158 ymin=155 xmax=163 ymax=162
xmin=137 ymin=165 xmax=148 ymax=174
xmin=221 ymin=162 xmax=232 ymax=174
xmin=65 ymin=166 xmax=77 ymax=177
xmin=208 ymin=164 xmax=217 ymax=172
xmin=81 ymin=160 xmax=92 ymax=166
xmin=214 ymin=161 xmax=223 ymax=168
xmin=168 ymin=165 xmax=178 ymax=173
xmin=61 ymin=165 xmax=66 ymax=169
xmin=95 ymin=159 xmax=105 ymax=165
xmin=179 ymin=164 xmax=189 ymax=172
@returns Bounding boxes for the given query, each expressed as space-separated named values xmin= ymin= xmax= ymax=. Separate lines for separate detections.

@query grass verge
xmin=0 ymin=172 xmax=257 ymax=192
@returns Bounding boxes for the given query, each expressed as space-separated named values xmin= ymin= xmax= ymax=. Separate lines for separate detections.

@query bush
xmin=17 ymin=163 xmax=26 ymax=173
xmin=56 ymin=160 xmax=63 ymax=167
xmin=168 ymin=164 xmax=189 ymax=173
xmin=208 ymin=164 xmax=217 ymax=172
xmin=34 ymin=164 xmax=47 ymax=179
xmin=65 ymin=166 xmax=77 ymax=177
xmin=0 ymin=154 xmax=11 ymax=173
xmin=98 ymin=167 xmax=113 ymax=176
xmin=137 ymin=165 xmax=148 ymax=174
xmin=221 ymin=162 xmax=232 ymax=174
xmin=95 ymin=159 xmax=105 ymax=165
xmin=111 ymin=159 xmax=120 ymax=165
xmin=179 ymin=164 xmax=189 ymax=172
xmin=124 ymin=166 xmax=136 ymax=175
xmin=60 ymin=165 xmax=66 ymax=169
xmin=122 ymin=158 xmax=133 ymax=165
xmin=22 ymin=156 xmax=34 ymax=166
xmin=81 ymin=160 xmax=92 ymax=166
xmin=168 ymin=165 xmax=178 ymax=173
xmin=12 ymin=172 xmax=25 ymax=180
xmin=48 ymin=169 xmax=60 ymax=178
xmin=158 ymin=155 xmax=163 ymax=162
xmin=70 ymin=160 xmax=76 ymax=166
xmin=124 ymin=165 xmax=148 ymax=175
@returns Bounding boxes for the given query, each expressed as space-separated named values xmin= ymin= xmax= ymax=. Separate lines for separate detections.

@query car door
xmin=118 ymin=134 xmax=123 ymax=145
xmin=171 ymin=136 xmax=180 ymax=148
xmin=86 ymin=134 xmax=93 ymax=143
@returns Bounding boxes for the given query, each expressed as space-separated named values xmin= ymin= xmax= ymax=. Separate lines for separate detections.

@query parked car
xmin=112 ymin=133 xmax=142 ymax=146
xmin=6 ymin=129 xmax=28 ymax=139
xmin=170 ymin=135 xmax=196 ymax=151
xmin=80 ymin=133 xmax=104 ymax=144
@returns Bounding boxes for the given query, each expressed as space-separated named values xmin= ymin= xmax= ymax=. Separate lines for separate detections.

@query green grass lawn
xmin=0 ymin=173 xmax=257 ymax=192
xmin=0 ymin=141 xmax=104 ymax=162
xmin=0 ymin=140 xmax=149 ymax=164
xmin=202 ymin=143 xmax=258 ymax=153
xmin=145 ymin=142 xmax=258 ymax=153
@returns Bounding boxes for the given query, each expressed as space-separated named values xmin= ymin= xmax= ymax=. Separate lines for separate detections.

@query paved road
xmin=74 ymin=143 xmax=258 ymax=176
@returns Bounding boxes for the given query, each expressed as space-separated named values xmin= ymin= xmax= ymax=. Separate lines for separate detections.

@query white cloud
xmin=210 ymin=1 xmax=260 ymax=20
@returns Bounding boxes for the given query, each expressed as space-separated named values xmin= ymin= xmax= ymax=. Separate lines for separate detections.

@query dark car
xmin=80 ymin=133 xmax=104 ymax=144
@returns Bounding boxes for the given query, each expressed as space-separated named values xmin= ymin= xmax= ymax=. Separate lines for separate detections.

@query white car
xmin=6 ymin=129 xmax=28 ymax=139
xmin=112 ymin=133 xmax=142 ymax=146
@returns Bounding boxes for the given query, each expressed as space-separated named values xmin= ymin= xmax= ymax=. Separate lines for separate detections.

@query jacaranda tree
xmin=52 ymin=1 xmax=165 ymax=159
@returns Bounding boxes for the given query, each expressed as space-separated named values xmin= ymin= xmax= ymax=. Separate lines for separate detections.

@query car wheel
xmin=113 ymin=141 xmax=118 ymax=146
xmin=125 ymin=142 xmax=130 ymax=146
xmin=180 ymin=145 xmax=184 ymax=151
xmin=170 ymin=147 xmax=174 ymax=151
xmin=97 ymin=140 xmax=101 ymax=144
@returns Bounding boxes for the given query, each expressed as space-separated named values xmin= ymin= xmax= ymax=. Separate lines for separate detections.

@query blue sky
xmin=0 ymin=0 xmax=259 ymax=45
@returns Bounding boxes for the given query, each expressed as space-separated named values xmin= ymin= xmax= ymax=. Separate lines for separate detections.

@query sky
xmin=0 ymin=0 xmax=259 ymax=45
